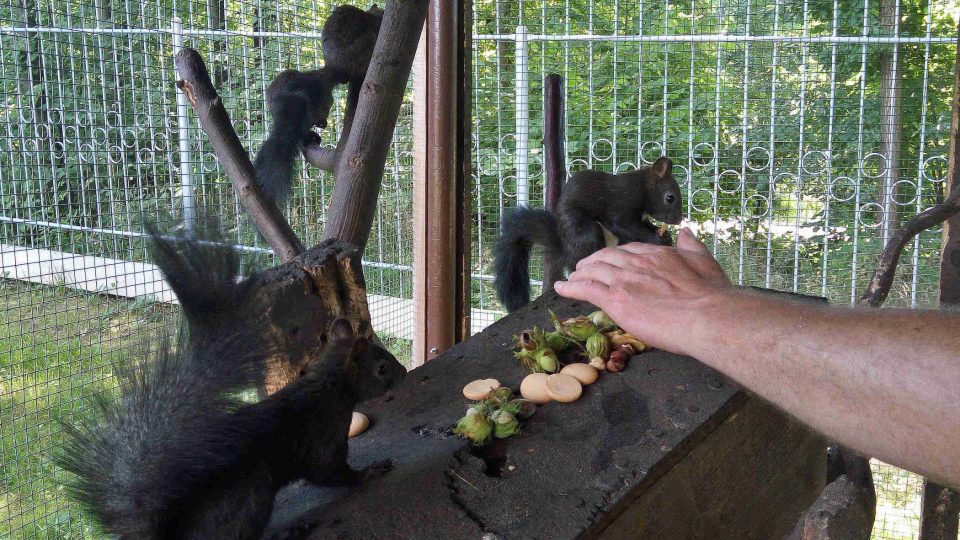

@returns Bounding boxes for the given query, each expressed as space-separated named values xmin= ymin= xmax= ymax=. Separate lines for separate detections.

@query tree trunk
xmin=878 ymin=0 xmax=903 ymax=243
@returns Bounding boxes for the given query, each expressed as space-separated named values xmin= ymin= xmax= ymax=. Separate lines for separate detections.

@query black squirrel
xmin=251 ymin=4 xmax=382 ymax=206
xmin=494 ymin=156 xmax=683 ymax=312
xmin=57 ymin=227 xmax=405 ymax=539
xmin=252 ymin=68 xmax=335 ymax=205
xmin=322 ymin=4 xmax=383 ymax=90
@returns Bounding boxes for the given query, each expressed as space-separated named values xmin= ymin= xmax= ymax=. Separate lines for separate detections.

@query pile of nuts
xmin=453 ymin=310 xmax=649 ymax=447
xmin=454 ymin=382 xmax=536 ymax=446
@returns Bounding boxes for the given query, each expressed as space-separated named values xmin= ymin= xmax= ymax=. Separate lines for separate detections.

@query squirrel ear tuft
xmin=652 ymin=156 xmax=673 ymax=178
xmin=330 ymin=319 xmax=355 ymax=341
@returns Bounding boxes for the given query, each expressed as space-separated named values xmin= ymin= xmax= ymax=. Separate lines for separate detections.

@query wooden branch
xmin=174 ymin=48 xmax=305 ymax=261
xmin=244 ymin=240 xmax=372 ymax=395
xmin=858 ymin=196 xmax=960 ymax=307
xmin=920 ymin=480 xmax=960 ymax=539
xmin=850 ymin=21 xmax=960 ymax=536
xmin=859 ymin=21 xmax=960 ymax=308
xmin=302 ymin=82 xmax=361 ymax=173
xmin=321 ymin=0 xmax=430 ymax=248
xmin=787 ymin=446 xmax=876 ymax=540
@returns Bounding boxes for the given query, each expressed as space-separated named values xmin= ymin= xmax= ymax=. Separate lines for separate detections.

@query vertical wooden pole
xmin=921 ymin=20 xmax=960 ymax=540
xmin=412 ymin=0 xmax=459 ymax=366
xmin=878 ymin=0 xmax=903 ymax=243
xmin=938 ymin=21 xmax=960 ymax=305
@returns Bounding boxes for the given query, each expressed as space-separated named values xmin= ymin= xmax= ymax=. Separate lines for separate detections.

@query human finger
xmin=575 ymin=247 xmax=637 ymax=271
xmin=553 ymin=278 xmax=610 ymax=302
xmin=565 ymin=260 xmax=623 ymax=284
xmin=616 ymin=241 xmax=675 ymax=257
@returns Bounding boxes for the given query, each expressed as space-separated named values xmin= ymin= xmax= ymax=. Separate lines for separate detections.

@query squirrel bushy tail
xmin=252 ymin=94 xmax=316 ymax=206
xmin=493 ymin=207 xmax=565 ymax=312
xmin=57 ymin=227 xmax=269 ymax=538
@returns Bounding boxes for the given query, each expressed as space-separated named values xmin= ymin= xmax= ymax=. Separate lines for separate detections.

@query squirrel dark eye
xmin=377 ymin=363 xmax=388 ymax=376
xmin=665 ymin=193 xmax=677 ymax=204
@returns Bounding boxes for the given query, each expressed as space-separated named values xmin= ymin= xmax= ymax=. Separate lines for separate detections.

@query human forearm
xmin=673 ymin=288 xmax=960 ymax=488
xmin=555 ymin=229 xmax=960 ymax=488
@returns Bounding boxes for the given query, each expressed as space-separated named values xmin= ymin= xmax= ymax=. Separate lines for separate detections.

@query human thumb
xmin=677 ymin=227 xmax=710 ymax=255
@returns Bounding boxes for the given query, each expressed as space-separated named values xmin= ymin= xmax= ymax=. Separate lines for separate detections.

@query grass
xmin=0 ymin=280 xmax=174 ymax=539
xmin=0 ymin=279 xmax=413 ymax=538
xmin=0 ymin=280 xmax=930 ymax=539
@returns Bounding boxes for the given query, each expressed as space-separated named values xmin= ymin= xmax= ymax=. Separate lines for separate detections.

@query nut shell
xmin=348 ymin=411 xmax=370 ymax=438
xmin=463 ymin=378 xmax=501 ymax=401
xmin=544 ymin=373 xmax=583 ymax=403
xmin=520 ymin=373 xmax=552 ymax=404
xmin=560 ymin=363 xmax=599 ymax=385
xmin=606 ymin=358 xmax=626 ymax=373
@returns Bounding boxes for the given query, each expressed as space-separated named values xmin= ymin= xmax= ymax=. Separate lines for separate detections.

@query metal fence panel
xmin=469 ymin=1 xmax=957 ymax=538
xmin=0 ymin=0 xmax=413 ymax=536
xmin=0 ymin=0 xmax=956 ymax=537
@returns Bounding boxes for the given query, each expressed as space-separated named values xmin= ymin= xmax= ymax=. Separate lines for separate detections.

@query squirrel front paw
xmin=302 ymin=130 xmax=322 ymax=147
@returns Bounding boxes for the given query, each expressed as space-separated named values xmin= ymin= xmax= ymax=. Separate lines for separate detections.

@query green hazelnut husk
xmin=586 ymin=332 xmax=610 ymax=359
xmin=588 ymin=310 xmax=618 ymax=332
xmin=544 ymin=330 xmax=570 ymax=352
xmin=454 ymin=411 xmax=494 ymax=446
xmin=490 ymin=409 xmax=520 ymax=439
xmin=534 ymin=347 xmax=559 ymax=373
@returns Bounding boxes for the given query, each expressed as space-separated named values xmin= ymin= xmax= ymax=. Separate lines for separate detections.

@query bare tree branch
xmin=321 ymin=0 xmax=430 ymax=248
xmin=302 ymin=83 xmax=361 ymax=173
xmin=858 ymin=195 xmax=960 ymax=307
xmin=174 ymin=48 xmax=305 ymax=262
xmin=859 ymin=21 xmax=960 ymax=308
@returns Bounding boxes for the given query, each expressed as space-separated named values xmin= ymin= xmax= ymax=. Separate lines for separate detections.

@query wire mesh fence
xmin=0 ymin=0 xmax=957 ymax=537
xmin=0 ymin=0 xmax=413 ymax=536
xmin=469 ymin=1 xmax=958 ymax=538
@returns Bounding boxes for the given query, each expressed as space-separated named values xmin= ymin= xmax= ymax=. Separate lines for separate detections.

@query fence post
xmin=172 ymin=15 xmax=196 ymax=233
xmin=514 ymin=25 xmax=529 ymax=208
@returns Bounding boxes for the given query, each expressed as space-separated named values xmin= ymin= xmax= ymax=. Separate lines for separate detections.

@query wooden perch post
xmin=247 ymin=240 xmax=373 ymax=394
xmin=321 ymin=0 xmax=430 ymax=248
xmin=918 ymin=21 xmax=960 ymax=540
xmin=174 ymin=48 xmax=304 ymax=261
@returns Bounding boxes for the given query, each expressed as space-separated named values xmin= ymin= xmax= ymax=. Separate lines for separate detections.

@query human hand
xmin=553 ymin=228 xmax=731 ymax=355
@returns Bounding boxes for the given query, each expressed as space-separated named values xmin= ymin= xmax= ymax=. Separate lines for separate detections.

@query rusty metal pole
xmin=921 ymin=21 xmax=960 ymax=540
xmin=413 ymin=0 xmax=458 ymax=366
xmin=544 ymin=74 xmax=565 ymax=213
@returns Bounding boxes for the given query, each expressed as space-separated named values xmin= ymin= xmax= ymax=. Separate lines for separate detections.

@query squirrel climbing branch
xmin=303 ymin=83 xmax=361 ymax=173
xmin=174 ymin=48 xmax=305 ymax=261
xmin=321 ymin=0 xmax=430 ymax=248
